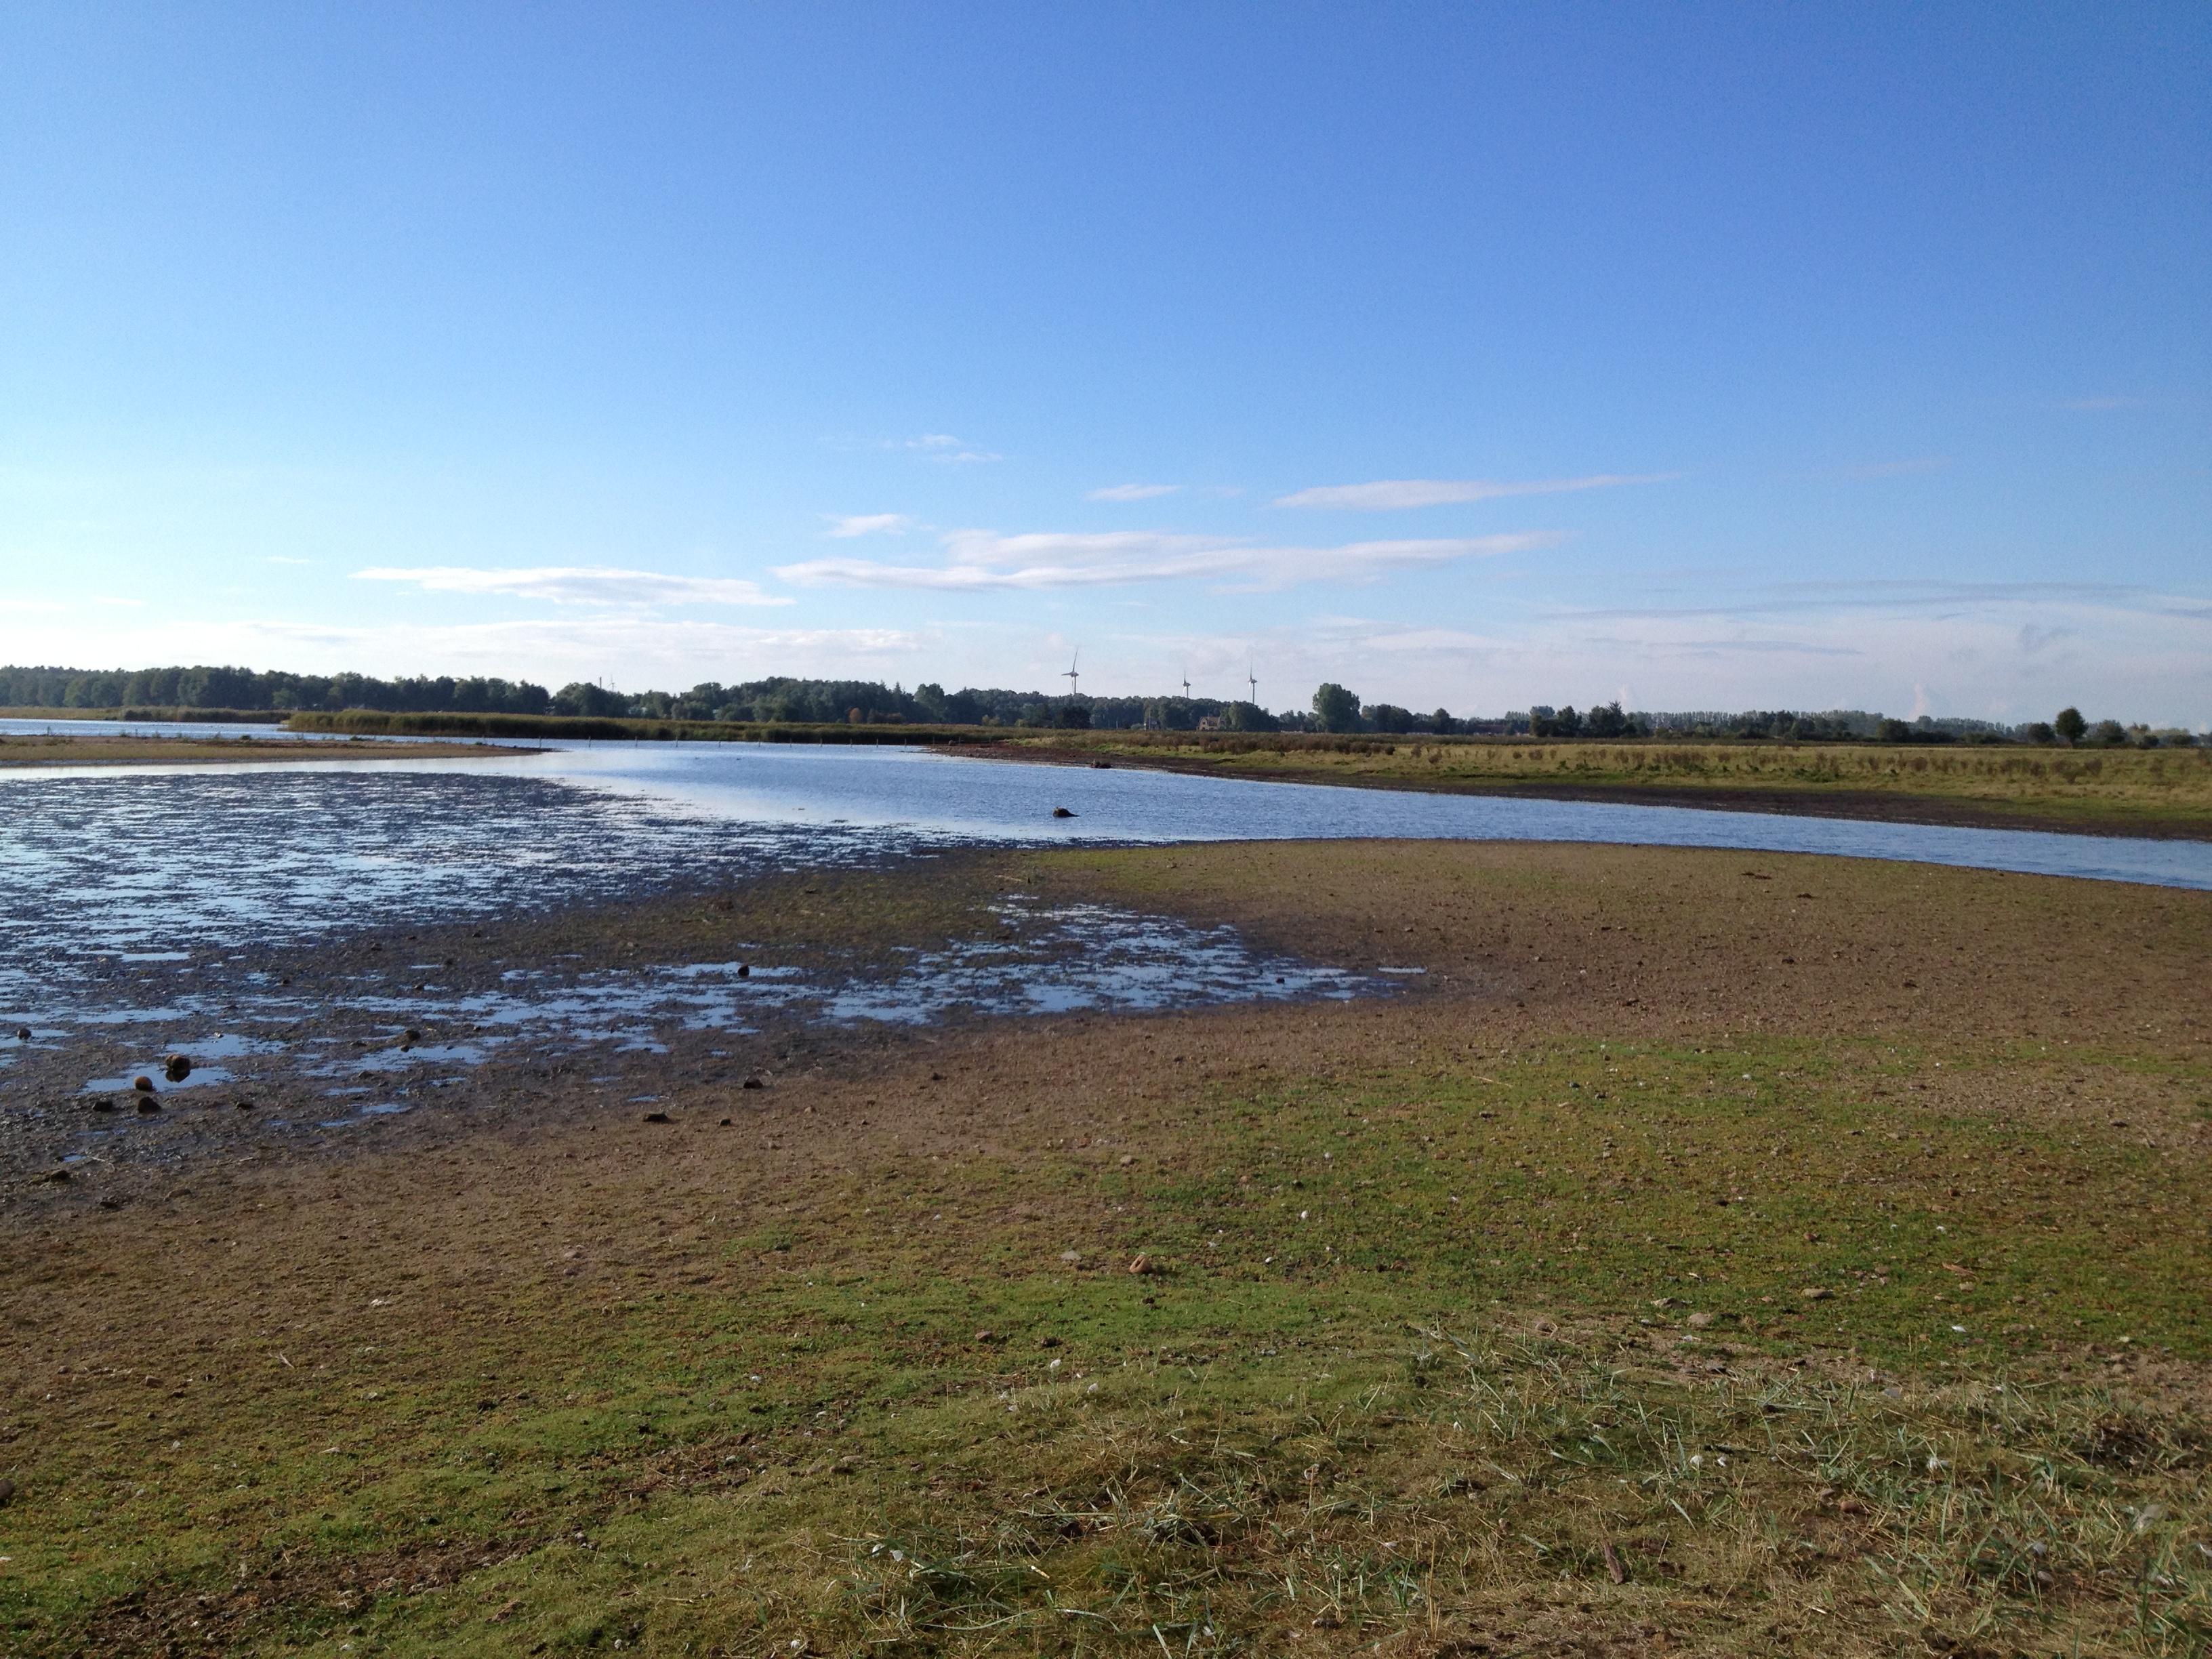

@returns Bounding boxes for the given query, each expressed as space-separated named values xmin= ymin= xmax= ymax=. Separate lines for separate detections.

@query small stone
xmin=742 ymin=1078 xmax=764 ymax=1090
xmin=163 ymin=1054 xmax=192 ymax=1082
xmin=1052 ymin=806 xmax=1076 ymax=818
xmin=1039 ymin=1335 xmax=1061 ymax=1348
xmin=736 ymin=964 xmax=750 ymax=978
xmin=642 ymin=1111 xmax=672 ymax=1124
xmin=1687 ymin=1311 xmax=1716 ymax=1328
xmin=136 ymin=1097 xmax=161 ymax=1114
xmin=91 ymin=1100 xmax=116 ymax=1114
xmin=403 ymin=1028 xmax=422 ymax=1042
xmin=41 ymin=1168 xmax=70 ymax=1183
xmin=133 ymin=1076 xmax=155 ymax=1092
xmin=719 ymin=1117 xmax=733 ymax=1126
xmin=0 ymin=1477 xmax=14 ymax=1504
xmin=12 ymin=1027 xmax=28 ymax=1041
xmin=1800 ymin=1287 xmax=1832 ymax=1301
xmin=1059 ymin=1250 xmax=1081 ymax=1263
xmin=1118 ymin=1153 xmax=1135 ymax=1166
xmin=975 ymin=1330 xmax=997 ymax=1343
xmin=234 ymin=1098 xmax=253 ymax=1110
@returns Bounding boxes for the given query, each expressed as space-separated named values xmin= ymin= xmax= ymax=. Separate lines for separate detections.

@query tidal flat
xmin=0 ymin=732 xmax=520 ymax=769
xmin=1 ymin=842 xmax=2207 ymax=1656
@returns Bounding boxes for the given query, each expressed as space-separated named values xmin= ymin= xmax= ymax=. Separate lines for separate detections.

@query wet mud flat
xmin=0 ymin=851 xmax=1382 ymax=1197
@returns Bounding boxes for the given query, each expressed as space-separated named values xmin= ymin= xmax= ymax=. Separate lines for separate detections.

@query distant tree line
xmin=0 ymin=663 xmax=551 ymax=714
xmin=2 ymin=663 xmax=2194 ymax=746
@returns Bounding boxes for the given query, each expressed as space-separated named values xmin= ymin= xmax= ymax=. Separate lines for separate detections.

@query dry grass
xmin=1001 ymin=733 xmax=2212 ymax=836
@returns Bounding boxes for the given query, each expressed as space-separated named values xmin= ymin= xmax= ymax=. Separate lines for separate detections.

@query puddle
xmin=20 ymin=896 xmax=1388 ymax=1130
xmin=83 ymin=1067 xmax=237 ymax=1094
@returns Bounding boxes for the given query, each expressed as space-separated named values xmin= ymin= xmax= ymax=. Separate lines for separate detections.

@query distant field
xmin=2 ymin=843 xmax=2205 ymax=1655
xmin=1000 ymin=731 xmax=2212 ymax=838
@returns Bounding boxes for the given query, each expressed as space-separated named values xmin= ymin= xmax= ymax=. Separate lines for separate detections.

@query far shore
xmin=0 ymin=731 xmax=535 ymax=769
xmin=949 ymin=735 xmax=2212 ymax=842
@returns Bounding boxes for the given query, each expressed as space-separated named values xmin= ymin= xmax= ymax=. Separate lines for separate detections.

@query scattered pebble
xmin=1052 ymin=806 xmax=1075 ymax=818
xmin=132 ymin=1076 xmax=155 ymax=1092
xmin=136 ymin=1097 xmax=161 ymax=1114
xmin=163 ymin=1054 xmax=192 ymax=1082
xmin=642 ymin=1111 xmax=672 ymax=1124
xmin=742 ymin=1078 xmax=764 ymax=1090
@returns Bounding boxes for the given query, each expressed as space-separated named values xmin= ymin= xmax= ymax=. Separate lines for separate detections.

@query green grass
xmin=5 ymin=1037 xmax=2207 ymax=1654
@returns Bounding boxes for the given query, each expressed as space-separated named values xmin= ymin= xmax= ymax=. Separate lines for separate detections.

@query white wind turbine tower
xmin=1246 ymin=655 xmax=1258 ymax=708
xmin=1180 ymin=670 xmax=1191 ymax=700
xmin=1062 ymin=649 xmax=1080 ymax=698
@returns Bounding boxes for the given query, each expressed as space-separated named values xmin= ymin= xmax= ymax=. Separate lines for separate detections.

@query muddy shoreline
xmin=947 ymin=742 xmax=2212 ymax=841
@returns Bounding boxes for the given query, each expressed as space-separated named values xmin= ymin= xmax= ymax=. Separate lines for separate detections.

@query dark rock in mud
xmin=642 ymin=1111 xmax=672 ymax=1124
xmin=136 ymin=1097 xmax=161 ymax=1114
xmin=163 ymin=1054 xmax=192 ymax=1082
xmin=133 ymin=1076 xmax=155 ymax=1092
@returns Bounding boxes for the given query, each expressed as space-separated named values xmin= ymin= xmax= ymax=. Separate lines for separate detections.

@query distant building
xmin=1196 ymin=714 xmax=1224 ymax=731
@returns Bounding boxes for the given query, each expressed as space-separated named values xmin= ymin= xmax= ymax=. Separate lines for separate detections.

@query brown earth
xmin=3 ymin=842 xmax=2207 ymax=1654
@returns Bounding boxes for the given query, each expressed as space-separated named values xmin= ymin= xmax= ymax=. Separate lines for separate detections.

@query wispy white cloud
xmin=1086 ymin=483 xmax=1181 ymax=501
xmin=776 ymin=529 xmax=1554 ymax=593
xmin=886 ymin=434 xmax=1002 ymax=464
xmin=823 ymin=513 xmax=913 ymax=538
xmin=352 ymin=565 xmax=792 ymax=607
xmin=1273 ymin=473 xmax=1677 ymax=510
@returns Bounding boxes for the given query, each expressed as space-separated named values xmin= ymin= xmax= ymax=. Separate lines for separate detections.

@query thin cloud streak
xmin=1086 ymin=483 xmax=1181 ymax=501
xmin=775 ymin=529 xmax=1555 ymax=593
xmin=824 ymin=514 xmax=913 ymax=537
xmin=1273 ymin=473 xmax=1677 ymax=510
xmin=352 ymin=566 xmax=792 ymax=607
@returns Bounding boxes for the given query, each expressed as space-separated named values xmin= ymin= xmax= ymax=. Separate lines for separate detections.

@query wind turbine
xmin=1246 ymin=654 xmax=1258 ymax=708
xmin=1180 ymin=670 xmax=1191 ymax=700
xmin=1061 ymin=649 xmax=1080 ymax=698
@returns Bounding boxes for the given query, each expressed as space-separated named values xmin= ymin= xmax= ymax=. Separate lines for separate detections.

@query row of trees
xmin=0 ymin=663 xmax=552 ymax=714
xmin=1 ymin=664 xmax=2193 ymax=745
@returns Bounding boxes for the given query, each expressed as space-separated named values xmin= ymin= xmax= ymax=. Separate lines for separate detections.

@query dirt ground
xmin=2 ymin=842 xmax=2207 ymax=1655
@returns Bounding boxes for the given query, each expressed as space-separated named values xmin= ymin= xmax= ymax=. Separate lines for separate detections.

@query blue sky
xmin=3 ymin=3 xmax=2206 ymax=722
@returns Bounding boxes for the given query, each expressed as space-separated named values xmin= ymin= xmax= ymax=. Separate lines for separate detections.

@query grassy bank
xmin=0 ymin=705 xmax=282 ymax=724
xmin=2 ymin=843 xmax=2206 ymax=1654
xmin=283 ymin=710 xmax=1001 ymax=744
xmin=1000 ymin=731 xmax=2212 ymax=838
